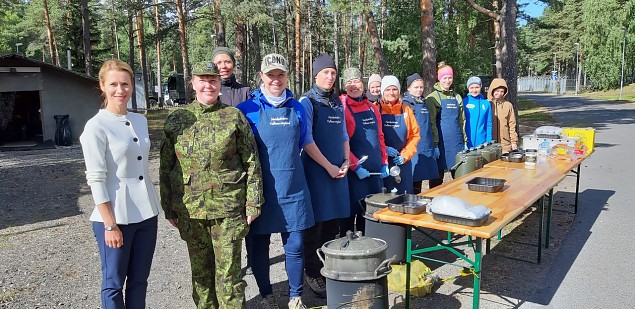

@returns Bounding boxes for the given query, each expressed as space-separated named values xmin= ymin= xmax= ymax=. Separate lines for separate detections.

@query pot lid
xmin=323 ymin=231 xmax=387 ymax=255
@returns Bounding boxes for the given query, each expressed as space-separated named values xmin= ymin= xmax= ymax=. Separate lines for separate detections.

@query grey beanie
xmin=466 ymin=76 xmax=482 ymax=88
xmin=406 ymin=73 xmax=423 ymax=89
xmin=212 ymin=46 xmax=236 ymax=64
xmin=381 ymin=75 xmax=401 ymax=95
xmin=367 ymin=74 xmax=382 ymax=88
xmin=342 ymin=68 xmax=363 ymax=85
xmin=312 ymin=54 xmax=337 ymax=77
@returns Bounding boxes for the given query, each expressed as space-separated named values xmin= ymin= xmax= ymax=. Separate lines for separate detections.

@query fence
xmin=517 ymin=76 xmax=578 ymax=94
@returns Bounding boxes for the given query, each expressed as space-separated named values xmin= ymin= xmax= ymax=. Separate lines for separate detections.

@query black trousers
xmin=303 ymin=219 xmax=340 ymax=279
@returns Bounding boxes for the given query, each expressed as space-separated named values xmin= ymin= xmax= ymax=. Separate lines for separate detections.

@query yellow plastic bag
xmin=387 ymin=260 xmax=437 ymax=297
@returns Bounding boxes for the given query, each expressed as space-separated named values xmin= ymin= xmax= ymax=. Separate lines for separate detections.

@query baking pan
xmin=466 ymin=177 xmax=506 ymax=193
xmin=432 ymin=213 xmax=490 ymax=227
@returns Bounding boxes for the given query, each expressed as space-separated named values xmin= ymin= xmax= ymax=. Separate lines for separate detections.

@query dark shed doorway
xmin=0 ymin=91 xmax=43 ymax=145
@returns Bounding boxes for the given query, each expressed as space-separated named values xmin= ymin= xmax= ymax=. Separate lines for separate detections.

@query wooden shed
xmin=0 ymin=53 xmax=101 ymax=145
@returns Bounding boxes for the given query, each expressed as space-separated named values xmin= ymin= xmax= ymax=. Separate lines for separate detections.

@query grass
xmin=0 ymin=289 xmax=16 ymax=302
xmin=517 ymin=97 xmax=554 ymax=122
xmin=579 ymin=83 xmax=635 ymax=102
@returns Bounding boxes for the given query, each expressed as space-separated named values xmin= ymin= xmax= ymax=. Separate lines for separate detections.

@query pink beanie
xmin=437 ymin=66 xmax=454 ymax=81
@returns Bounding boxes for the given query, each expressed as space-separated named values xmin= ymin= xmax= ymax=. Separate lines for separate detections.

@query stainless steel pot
xmin=318 ymin=231 xmax=395 ymax=281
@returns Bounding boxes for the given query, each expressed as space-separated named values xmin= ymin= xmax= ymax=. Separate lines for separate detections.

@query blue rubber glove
xmin=355 ymin=167 xmax=370 ymax=179
xmin=393 ymin=155 xmax=405 ymax=165
xmin=386 ymin=146 xmax=400 ymax=157
xmin=380 ymin=165 xmax=389 ymax=178
xmin=434 ymin=147 xmax=440 ymax=159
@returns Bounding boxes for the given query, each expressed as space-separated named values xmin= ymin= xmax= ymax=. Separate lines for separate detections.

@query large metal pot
xmin=318 ymin=231 xmax=395 ymax=281
xmin=487 ymin=142 xmax=503 ymax=160
xmin=451 ymin=149 xmax=484 ymax=178
xmin=478 ymin=144 xmax=497 ymax=164
xmin=364 ymin=190 xmax=397 ymax=217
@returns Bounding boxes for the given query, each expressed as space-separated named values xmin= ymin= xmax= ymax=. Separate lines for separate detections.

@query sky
xmin=518 ymin=0 xmax=547 ymax=26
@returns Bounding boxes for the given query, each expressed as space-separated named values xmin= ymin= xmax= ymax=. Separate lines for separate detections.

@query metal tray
xmin=466 ymin=177 xmax=506 ymax=193
xmin=385 ymin=194 xmax=431 ymax=214
xmin=403 ymin=204 xmax=425 ymax=215
xmin=508 ymin=153 xmax=524 ymax=163
xmin=432 ymin=213 xmax=490 ymax=227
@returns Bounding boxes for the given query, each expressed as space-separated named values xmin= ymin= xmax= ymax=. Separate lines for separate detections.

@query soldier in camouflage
xmin=159 ymin=61 xmax=263 ymax=309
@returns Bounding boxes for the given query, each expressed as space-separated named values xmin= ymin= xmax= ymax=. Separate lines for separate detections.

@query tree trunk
xmin=358 ymin=14 xmax=365 ymax=75
xmin=128 ymin=10 xmax=137 ymax=110
xmin=252 ymin=24 xmax=261 ymax=80
xmin=136 ymin=8 xmax=149 ymax=105
xmin=466 ymin=0 xmax=501 ymax=77
xmin=112 ymin=0 xmax=120 ymax=59
xmin=500 ymin=0 xmax=518 ymax=113
xmin=42 ymin=0 xmax=59 ymax=66
xmin=154 ymin=0 xmax=162 ymax=106
xmin=80 ymin=0 xmax=92 ymax=75
xmin=343 ymin=13 xmax=349 ymax=70
xmin=380 ymin=0 xmax=387 ymax=40
xmin=214 ymin=0 xmax=226 ymax=46
xmin=176 ymin=0 xmax=191 ymax=103
xmin=294 ymin=0 xmax=301 ymax=95
xmin=308 ymin=0 xmax=313 ymax=77
xmin=333 ymin=11 xmax=339 ymax=68
xmin=364 ymin=7 xmax=388 ymax=76
xmin=234 ymin=20 xmax=247 ymax=84
xmin=420 ymin=0 xmax=437 ymax=95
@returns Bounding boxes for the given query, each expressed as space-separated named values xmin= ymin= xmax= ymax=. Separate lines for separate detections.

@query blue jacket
xmin=462 ymin=93 xmax=492 ymax=147
xmin=236 ymin=88 xmax=310 ymax=151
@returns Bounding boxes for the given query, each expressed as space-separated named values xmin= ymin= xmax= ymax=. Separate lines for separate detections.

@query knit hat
xmin=406 ymin=73 xmax=423 ymax=89
xmin=437 ymin=66 xmax=454 ymax=81
xmin=212 ymin=47 xmax=236 ymax=64
xmin=367 ymin=74 xmax=382 ymax=88
xmin=466 ymin=76 xmax=482 ymax=88
xmin=261 ymin=53 xmax=289 ymax=73
xmin=381 ymin=75 xmax=401 ymax=95
xmin=312 ymin=54 xmax=337 ymax=77
xmin=342 ymin=68 xmax=363 ymax=85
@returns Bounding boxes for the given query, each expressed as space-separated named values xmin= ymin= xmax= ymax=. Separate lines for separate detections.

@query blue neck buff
xmin=260 ymin=84 xmax=287 ymax=107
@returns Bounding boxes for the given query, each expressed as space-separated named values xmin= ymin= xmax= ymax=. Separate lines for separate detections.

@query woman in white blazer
xmin=80 ymin=59 xmax=160 ymax=308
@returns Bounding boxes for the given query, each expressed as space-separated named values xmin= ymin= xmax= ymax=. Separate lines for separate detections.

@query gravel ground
xmin=1 ymin=119 xmax=581 ymax=309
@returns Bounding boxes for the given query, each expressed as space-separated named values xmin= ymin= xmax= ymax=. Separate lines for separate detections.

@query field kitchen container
xmin=364 ymin=191 xmax=406 ymax=263
xmin=318 ymin=231 xmax=394 ymax=309
xmin=477 ymin=144 xmax=497 ymax=164
xmin=451 ymin=149 xmax=485 ymax=178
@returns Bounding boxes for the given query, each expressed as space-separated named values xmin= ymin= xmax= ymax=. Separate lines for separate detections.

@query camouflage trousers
xmin=178 ymin=216 xmax=249 ymax=309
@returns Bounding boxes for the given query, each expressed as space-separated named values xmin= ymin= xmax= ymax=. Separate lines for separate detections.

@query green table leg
xmin=538 ymin=195 xmax=544 ymax=264
xmin=486 ymin=238 xmax=491 ymax=254
xmin=405 ymin=227 xmax=412 ymax=309
xmin=447 ymin=231 xmax=452 ymax=243
xmin=497 ymin=230 xmax=502 ymax=240
xmin=545 ymin=188 xmax=554 ymax=248
xmin=574 ymin=164 xmax=581 ymax=213
xmin=473 ymin=238 xmax=482 ymax=309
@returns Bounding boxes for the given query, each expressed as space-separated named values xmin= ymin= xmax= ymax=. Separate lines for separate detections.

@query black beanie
xmin=406 ymin=73 xmax=423 ymax=89
xmin=212 ymin=47 xmax=236 ymax=64
xmin=312 ymin=54 xmax=337 ymax=77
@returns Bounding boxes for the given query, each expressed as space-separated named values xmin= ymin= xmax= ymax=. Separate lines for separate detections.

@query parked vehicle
xmin=165 ymin=73 xmax=187 ymax=105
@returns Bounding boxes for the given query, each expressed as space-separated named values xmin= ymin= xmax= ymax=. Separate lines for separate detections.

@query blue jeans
xmin=250 ymin=231 xmax=304 ymax=299
xmin=93 ymin=216 xmax=158 ymax=309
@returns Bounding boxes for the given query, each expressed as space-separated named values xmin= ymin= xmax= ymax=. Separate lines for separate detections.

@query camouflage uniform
xmin=160 ymin=66 xmax=263 ymax=308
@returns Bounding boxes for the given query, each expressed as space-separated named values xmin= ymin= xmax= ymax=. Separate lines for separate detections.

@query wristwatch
xmin=105 ymin=224 xmax=117 ymax=231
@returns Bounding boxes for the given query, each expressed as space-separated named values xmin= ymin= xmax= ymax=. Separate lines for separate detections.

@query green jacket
xmin=424 ymin=82 xmax=467 ymax=147
xmin=159 ymin=100 xmax=263 ymax=220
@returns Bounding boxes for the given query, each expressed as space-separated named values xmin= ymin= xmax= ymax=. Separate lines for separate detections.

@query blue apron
xmin=380 ymin=104 xmax=414 ymax=194
xmin=250 ymin=103 xmax=314 ymax=234
xmin=436 ymin=92 xmax=464 ymax=170
xmin=301 ymin=99 xmax=350 ymax=222
xmin=407 ymin=97 xmax=439 ymax=181
xmin=346 ymin=102 xmax=383 ymax=216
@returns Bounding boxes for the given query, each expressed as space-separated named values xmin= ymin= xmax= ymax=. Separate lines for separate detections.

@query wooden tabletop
xmin=373 ymin=159 xmax=581 ymax=239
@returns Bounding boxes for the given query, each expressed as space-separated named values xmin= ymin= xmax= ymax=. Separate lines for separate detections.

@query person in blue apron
xmin=403 ymin=73 xmax=439 ymax=194
xmin=377 ymin=75 xmax=421 ymax=194
xmin=424 ymin=63 xmax=467 ymax=187
xmin=298 ymin=54 xmax=351 ymax=299
xmin=339 ymin=67 xmax=389 ymax=237
xmin=236 ymin=54 xmax=313 ymax=309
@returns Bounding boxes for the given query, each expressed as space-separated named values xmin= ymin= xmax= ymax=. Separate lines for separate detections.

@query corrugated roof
xmin=0 ymin=53 xmax=98 ymax=82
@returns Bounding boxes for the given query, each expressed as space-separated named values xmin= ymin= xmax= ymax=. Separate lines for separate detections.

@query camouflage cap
xmin=191 ymin=61 xmax=220 ymax=76
xmin=342 ymin=67 xmax=362 ymax=85
xmin=261 ymin=53 xmax=288 ymax=73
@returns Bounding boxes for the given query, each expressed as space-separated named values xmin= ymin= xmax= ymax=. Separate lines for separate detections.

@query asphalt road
xmin=520 ymin=94 xmax=635 ymax=308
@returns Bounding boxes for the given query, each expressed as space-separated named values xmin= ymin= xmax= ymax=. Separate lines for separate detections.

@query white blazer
xmin=80 ymin=109 xmax=160 ymax=224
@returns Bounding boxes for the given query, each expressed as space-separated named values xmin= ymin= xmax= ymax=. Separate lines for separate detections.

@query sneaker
xmin=260 ymin=294 xmax=281 ymax=309
xmin=287 ymin=296 xmax=307 ymax=309
xmin=305 ymin=275 xmax=326 ymax=298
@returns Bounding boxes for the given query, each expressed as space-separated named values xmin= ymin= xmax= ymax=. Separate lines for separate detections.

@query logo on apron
xmin=327 ymin=115 xmax=342 ymax=124
xmin=362 ymin=117 xmax=376 ymax=125
xmin=270 ymin=116 xmax=291 ymax=126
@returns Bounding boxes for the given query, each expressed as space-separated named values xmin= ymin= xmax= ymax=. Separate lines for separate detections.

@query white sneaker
xmin=260 ymin=294 xmax=281 ymax=309
xmin=287 ymin=296 xmax=307 ymax=309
